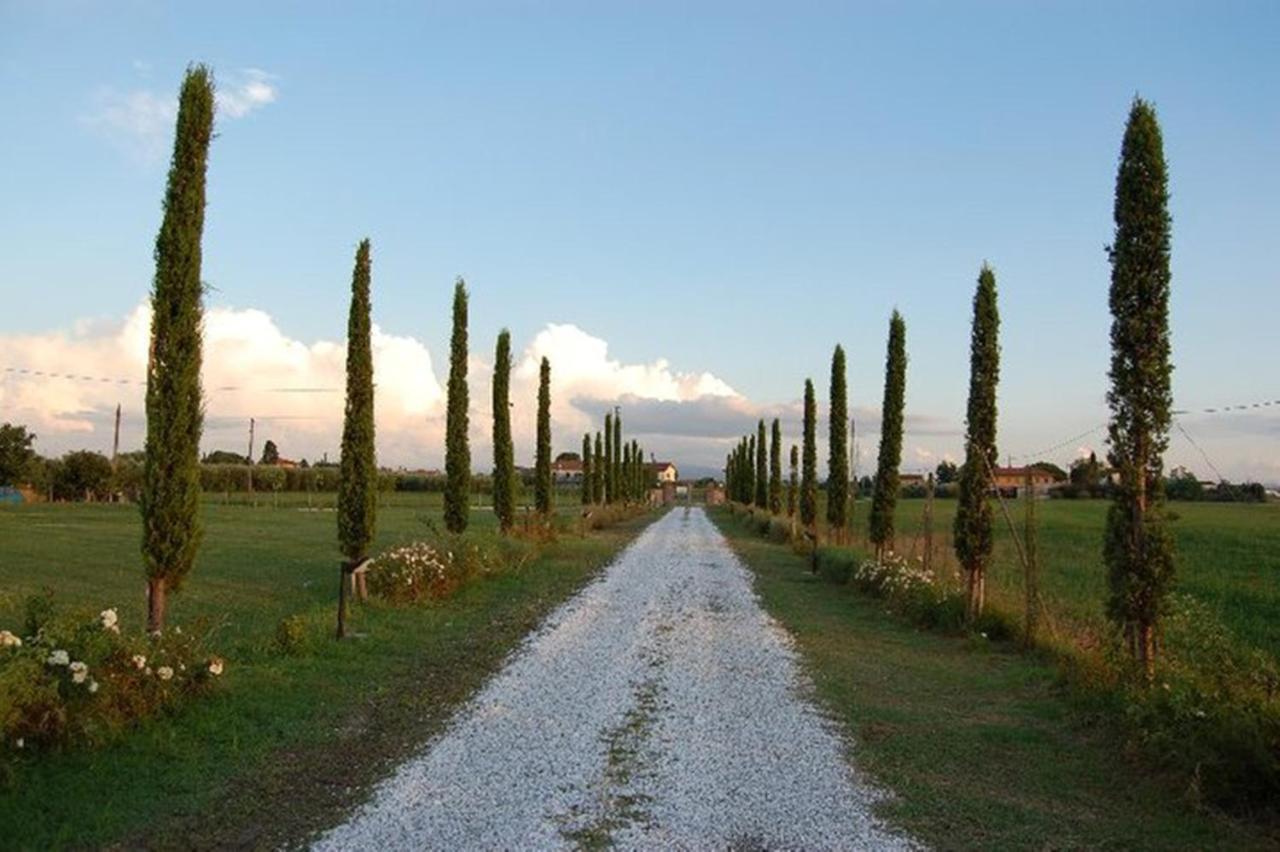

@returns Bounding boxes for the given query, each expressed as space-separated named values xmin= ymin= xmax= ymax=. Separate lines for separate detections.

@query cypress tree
xmin=769 ymin=418 xmax=782 ymax=514
xmin=603 ymin=412 xmax=614 ymax=504
xmin=492 ymin=329 xmax=515 ymax=532
xmin=746 ymin=434 xmax=757 ymax=506
xmin=827 ymin=344 xmax=849 ymax=539
xmin=870 ymin=312 xmax=907 ymax=557
xmin=955 ymin=266 xmax=1000 ymax=621
xmin=788 ymin=444 xmax=799 ymax=517
xmin=593 ymin=431 xmax=604 ymax=503
xmin=623 ymin=442 xmax=632 ymax=503
xmin=612 ymin=410 xmax=622 ymax=504
xmin=140 ymin=65 xmax=215 ymax=633
xmin=534 ymin=357 xmax=552 ymax=515
xmin=1104 ymin=97 xmax=1176 ymax=678
xmin=336 ymin=239 xmax=377 ymax=639
xmin=443 ymin=278 xmax=470 ymax=533
xmin=754 ymin=419 xmax=768 ymax=509
xmin=800 ymin=379 xmax=817 ymax=530
xmin=633 ymin=440 xmax=642 ymax=500
xmin=581 ymin=432 xmax=592 ymax=506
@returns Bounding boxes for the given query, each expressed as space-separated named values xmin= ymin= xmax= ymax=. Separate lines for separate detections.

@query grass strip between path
xmin=711 ymin=507 xmax=1276 ymax=852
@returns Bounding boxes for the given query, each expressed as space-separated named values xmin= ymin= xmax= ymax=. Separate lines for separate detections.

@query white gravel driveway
xmin=315 ymin=507 xmax=912 ymax=850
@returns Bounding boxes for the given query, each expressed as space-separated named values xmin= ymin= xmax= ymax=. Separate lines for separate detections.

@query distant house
xmin=552 ymin=458 xmax=584 ymax=483
xmin=899 ymin=473 xmax=925 ymax=489
xmin=646 ymin=461 xmax=679 ymax=484
xmin=991 ymin=466 xmax=1061 ymax=497
xmin=272 ymin=458 xmax=300 ymax=469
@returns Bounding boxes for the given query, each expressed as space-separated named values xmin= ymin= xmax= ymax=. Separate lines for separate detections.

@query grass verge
xmin=712 ymin=507 xmax=1276 ymax=851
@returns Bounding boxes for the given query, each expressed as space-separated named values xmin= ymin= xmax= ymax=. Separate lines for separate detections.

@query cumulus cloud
xmin=84 ymin=67 xmax=278 ymax=161
xmin=0 ymin=305 xmax=744 ymax=470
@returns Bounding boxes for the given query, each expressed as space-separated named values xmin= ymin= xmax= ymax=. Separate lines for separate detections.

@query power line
xmin=1173 ymin=419 xmax=1227 ymax=483
xmin=3 ymin=365 xmax=338 ymax=394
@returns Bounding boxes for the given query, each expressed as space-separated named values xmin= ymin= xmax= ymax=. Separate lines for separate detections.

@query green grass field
xmin=714 ymin=507 xmax=1277 ymax=850
xmin=0 ymin=493 xmax=653 ymax=848
xmin=833 ymin=496 xmax=1280 ymax=659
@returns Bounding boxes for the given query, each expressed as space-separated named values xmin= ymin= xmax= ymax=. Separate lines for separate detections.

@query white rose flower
xmin=47 ymin=649 xmax=70 ymax=666
xmin=0 ymin=630 xmax=21 ymax=648
xmin=99 ymin=608 xmax=119 ymax=631
xmin=70 ymin=661 xmax=89 ymax=683
xmin=157 ymin=666 xmax=174 ymax=681
xmin=208 ymin=658 xmax=224 ymax=676
xmin=88 ymin=680 xmax=99 ymax=694
xmin=15 ymin=738 xmax=22 ymax=749
xmin=132 ymin=654 xmax=147 ymax=670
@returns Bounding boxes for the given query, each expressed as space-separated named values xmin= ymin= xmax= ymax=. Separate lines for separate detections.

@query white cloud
xmin=84 ymin=67 xmax=278 ymax=161
xmin=0 ymin=306 xmax=742 ymax=470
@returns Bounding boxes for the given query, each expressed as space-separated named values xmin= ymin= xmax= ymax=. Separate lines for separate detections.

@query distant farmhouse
xmin=991 ymin=465 xmax=1064 ymax=497
xmin=551 ymin=456 xmax=584 ymax=483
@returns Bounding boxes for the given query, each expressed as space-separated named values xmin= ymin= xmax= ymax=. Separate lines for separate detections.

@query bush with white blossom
xmin=1 ymin=593 xmax=225 ymax=774
xmin=366 ymin=535 xmax=533 ymax=605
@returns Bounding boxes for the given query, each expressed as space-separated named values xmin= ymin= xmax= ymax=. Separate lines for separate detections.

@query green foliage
xmin=768 ymin=419 xmax=782 ymax=515
xmin=443 ymin=279 xmax=470 ymax=533
xmin=827 ymin=345 xmax=849 ymax=529
xmin=140 ymin=65 xmax=215 ymax=609
xmin=593 ymin=432 xmax=604 ymax=504
xmin=800 ymin=379 xmax=817 ymax=528
xmin=0 ymin=424 xmax=37 ymax=487
xmin=870 ymin=312 xmax=907 ymax=552
xmin=581 ymin=433 xmax=593 ymax=505
xmin=1103 ymin=97 xmax=1176 ymax=666
xmin=337 ymin=240 xmax=377 ymax=562
xmin=259 ymin=440 xmax=279 ymax=466
xmin=604 ymin=413 xmax=614 ymax=504
xmin=612 ymin=412 xmax=622 ymax=505
xmin=754 ymin=420 xmax=768 ymax=509
xmin=954 ymin=266 xmax=1000 ymax=593
xmin=52 ymin=451 xmax=114 ymax=502
xmin=274 ymin=615 xmax=309 ymax=656
xmin=787 ymin=444 xmax=798 ymax=517
xmin=934 ymin=460 xmax=958 ymax=484
xmin=491 ymin=329 xmax=515 ymax=531
xmin=202 ymin=450 xmax=248 ymax=465
xmin=534 ymin=357 xmax=553 ymax=515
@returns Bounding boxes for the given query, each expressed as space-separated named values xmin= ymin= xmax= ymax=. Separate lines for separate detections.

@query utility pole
xmin=246 ymin=417 xmax=256 ymax=496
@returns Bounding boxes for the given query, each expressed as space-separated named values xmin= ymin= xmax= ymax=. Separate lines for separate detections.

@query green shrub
xmin=815 ymin=547 xmax=856 ymax=585
xmin=365 ymin=534 xmax=535 ymax=606
xmin=1 ymin=598 xmax=224 ymax=780
xmin=274 ymin=615 xmax=309 ymax=656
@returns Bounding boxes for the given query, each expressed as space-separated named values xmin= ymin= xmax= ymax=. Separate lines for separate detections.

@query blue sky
xmin=1 ymin=1 xmax=1277 ymax=479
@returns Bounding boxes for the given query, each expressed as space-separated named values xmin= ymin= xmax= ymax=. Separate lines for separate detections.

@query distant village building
xmin=552 ymin=457 xmax=584 ymax=483
xmin=646 ymin=461 xmax=678 ymax=484
xmin=991 ymin=466 xmax=1062 ymax=497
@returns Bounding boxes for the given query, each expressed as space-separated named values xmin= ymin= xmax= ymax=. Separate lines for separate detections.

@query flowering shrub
xmin=1 ymin=595 xmax=224 ymax=777
xmin=851 ymin=552 xmax=938 ymax=598
xmin=366 ymin=535 xmax=534 ymax=605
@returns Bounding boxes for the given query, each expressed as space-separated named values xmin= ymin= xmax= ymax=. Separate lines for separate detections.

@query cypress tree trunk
xmin=869 ymin=312 xmax=907 ymax=558
xmin=534 ymin=357 xmax=552 ymax=516
xmin=955 ymin=267 xmax=1000 ymax=622
xmin=336 ymin=239 xmax=377 ymax=639
xmin=769 ymin=418 xmax=782 ymax=514
xmin=1104 ymin=97 xmax=1176 ymax=680
xmin=603 ymin=413 xmax=614 ymax=504
xmin=827 ymin=345 xmax=849 ymax=541
xmin=754 ymin=420 xmax=768 ymax=509
xmin=141 ymin=66 xmax=215 ymax=634
xmin=800 ymin=379 xmax=817 ymax=531
xmin=443 ymin=279 xmax=470 ymax=533
xmin=492 ymin=329 xmax=515 ymax=532
xmin=581 ymin=433 xmax=592 ymax=506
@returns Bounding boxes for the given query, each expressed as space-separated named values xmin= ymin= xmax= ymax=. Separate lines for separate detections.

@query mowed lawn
xmin=0 ymin=492 xmax=652 ymax=848
xmin=835 ymin=497 xmax=1280 ymax=658
xmin=715 ymin=509 xmax=1277 ymax=850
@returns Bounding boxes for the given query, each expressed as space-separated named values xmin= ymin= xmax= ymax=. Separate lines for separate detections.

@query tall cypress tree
xmin=336 ymin=239 xmax=377 ymax=639
xmin=1104 ymin=97 xmax=1176 ymax=678
xmin=754 ymin=419 xmax=768 ymax=509
xmin=534 ymin=357 xmax=552 ymax=515
xmin=603 ymin=413 xmax=614 ymax=504
xmin=140 ymin=66 xmax=215 ymax=633
xmin=746 ymin=434 xmax=757 ymax=506
xmin=581 ymin=432 xmax=592 ymax=506
xmin=622 ymin=442 xmax=632 ymax=503
xmin=443 ymin=278 xmax=470 ymax=533
xmin=955 ymin=267 xmax=1000 ymax=621
xmin=593 ymin=431 xmax=604 ymax=503
xmin=800 ymin=379 xmax=817 ymax=530
xmin=870 ymin=312 xmax=907 ymax=557
xmin=492 ymin=329 xmax=515 ymax=532
xmin=769 ymin=418 xmax=782 ymax=514
xmin=787 ymin=444 xmax=799 ymax=517
xmin=827 ymin=344 xmax=849 ymax=538
xmin=612 ymin=410 xmax=622 ymax=504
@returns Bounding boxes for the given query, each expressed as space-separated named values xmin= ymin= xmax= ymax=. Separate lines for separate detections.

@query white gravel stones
xmin=314 ymin=507 xmax=914 ymax=851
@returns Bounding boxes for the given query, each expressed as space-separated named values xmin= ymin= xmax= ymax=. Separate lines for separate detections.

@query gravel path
xmin=315 ymin=507 xmax=912 ymax=850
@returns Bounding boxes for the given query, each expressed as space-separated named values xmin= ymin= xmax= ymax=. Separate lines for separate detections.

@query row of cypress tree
xmin=580 ymin=409 xmax=649 ymax=507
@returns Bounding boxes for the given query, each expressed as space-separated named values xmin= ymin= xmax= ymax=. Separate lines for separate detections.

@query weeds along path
xmin=315 ymin=507 xmax=910 ymax=850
